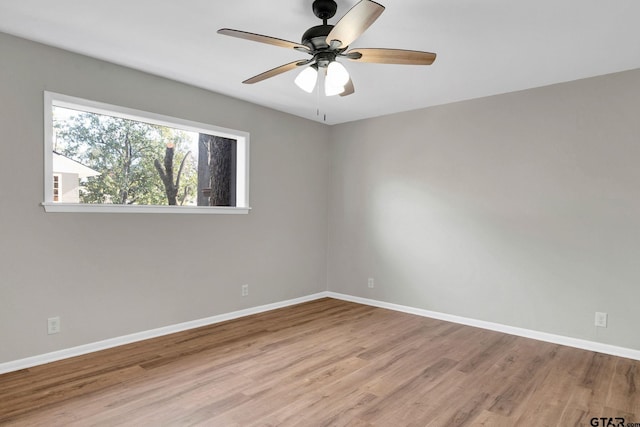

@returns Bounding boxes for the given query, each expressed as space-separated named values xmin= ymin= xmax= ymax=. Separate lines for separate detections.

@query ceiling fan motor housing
xmin=301 ymin=24 xmax=334 ymax=51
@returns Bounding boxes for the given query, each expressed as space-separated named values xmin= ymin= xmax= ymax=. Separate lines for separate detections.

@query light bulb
xmin=294 ymin=67 xmax=318 ymax=93
xmin=326 ymin=61 xmax=350 ymax=88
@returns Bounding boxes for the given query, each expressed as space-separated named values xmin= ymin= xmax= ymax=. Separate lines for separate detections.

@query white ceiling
xmin=1 ymin=0 xmax=639 ymax=125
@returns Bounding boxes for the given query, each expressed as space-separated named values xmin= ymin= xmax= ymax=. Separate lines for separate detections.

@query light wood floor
xmin=0 ymin=298 xmax=638 ymax=426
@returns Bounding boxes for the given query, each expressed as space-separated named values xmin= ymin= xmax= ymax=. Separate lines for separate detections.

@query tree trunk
xmin=197 ymin=134 xmax=234 ymax=206
xmin=154 ymin=144 xmax=178 ymax=205
xmin=209 ymin=136 xmax=232 ymax=206
xmin=197 ymin=134 xmax=212 ymax=206
xmin=120 ymin=130 xmax=132 ymax=204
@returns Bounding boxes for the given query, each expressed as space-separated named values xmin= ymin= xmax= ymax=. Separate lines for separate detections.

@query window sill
xmin=42 ymin=203 xmax=250 ymax=214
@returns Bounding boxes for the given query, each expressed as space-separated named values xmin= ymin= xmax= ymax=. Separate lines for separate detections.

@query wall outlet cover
xmin=595 ymin=312 xmax=607 ymax=328
xmin=47 ymin=317 xmax=61 ymax=335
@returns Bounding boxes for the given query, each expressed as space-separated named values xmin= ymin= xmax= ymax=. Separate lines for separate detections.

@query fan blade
xmin=346 ymin=48 xmax=436 ymax=65
xmin=326 ymin=0 xmax=385 ymax=49
xmin=242 ymin=61 xmax=304 ymax=84
xmin=218 ymin=28 xmax=310 ymax=53
xmin=339 ymin=78 xmax=355 ymax=97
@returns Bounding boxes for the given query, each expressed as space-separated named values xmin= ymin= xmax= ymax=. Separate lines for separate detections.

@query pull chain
xmin=316 ymin=67 xmax=327 ymax=122
xmin=316 ymin=69 xmax=321 ymax=120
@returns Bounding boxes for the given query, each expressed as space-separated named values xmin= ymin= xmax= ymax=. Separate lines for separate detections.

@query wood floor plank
xmin=469 ymin=409 xmax=514 ymax=427
xmin=606 ymin=358 xmax=639 ymax=414
xmin=1 ymin=298 xmax=639 ymax=426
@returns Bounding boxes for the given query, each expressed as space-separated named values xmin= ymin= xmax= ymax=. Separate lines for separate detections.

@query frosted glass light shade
xmin=326 ymin=61 xmax=350 ymax=88
xmin=294 ymin=67 xmax=318 ymax=93
xmin=325 ymin=82 xmax=345 ymax=96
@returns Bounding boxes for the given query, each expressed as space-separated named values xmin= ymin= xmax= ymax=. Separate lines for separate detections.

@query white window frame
xmin=43 ymin=91 xmax=250 ymax=214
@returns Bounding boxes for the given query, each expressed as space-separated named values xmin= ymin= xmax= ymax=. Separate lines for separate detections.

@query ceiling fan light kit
xmin=217 ymin=0 xmax=436 ymax=98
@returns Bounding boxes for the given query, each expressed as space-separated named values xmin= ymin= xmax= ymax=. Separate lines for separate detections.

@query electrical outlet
xmin=47 ymin=316 xmax=60 ymax=335
xmin=241 ymin=284 xmax=249 ymax=297
xmin=368 ymin=278 xmax=375 ymax=288
xmin=595 ymin=312 xmax=607 ymax=328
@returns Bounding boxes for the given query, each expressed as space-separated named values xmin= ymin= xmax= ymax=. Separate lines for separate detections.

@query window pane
xmin=51 ymin=106 xmax=237 ymax=207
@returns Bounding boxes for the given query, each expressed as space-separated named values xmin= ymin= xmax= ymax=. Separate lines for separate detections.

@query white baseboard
xmin=3 ymin=290 xmax=638 ymax=375
xmin=0 ymin=292 xmax=329 ymax=375
xmin=326 ymin=292 xmax=640 ymax=361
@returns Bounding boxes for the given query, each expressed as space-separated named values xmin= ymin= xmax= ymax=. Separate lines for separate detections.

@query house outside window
xmin=52 ymin=153 xmax=100 ymax=203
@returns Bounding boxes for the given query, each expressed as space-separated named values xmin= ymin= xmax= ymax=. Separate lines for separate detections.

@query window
xmin=53 ymin=174 xmax=61 ymax=202
xmin=43 ymin=92 xmax=250 ymax=214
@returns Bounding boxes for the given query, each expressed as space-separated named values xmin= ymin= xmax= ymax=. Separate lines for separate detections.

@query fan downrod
xmin=312 ymin=0 xmax=337 ymax=22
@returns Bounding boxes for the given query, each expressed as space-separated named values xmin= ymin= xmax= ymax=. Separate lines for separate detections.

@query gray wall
xmin=328 ymin=68 xmax=640 ymax=351
xmin=0 ymin=32 xmax=330 ymax=363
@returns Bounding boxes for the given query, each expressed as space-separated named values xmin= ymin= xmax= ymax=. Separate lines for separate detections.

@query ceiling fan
xmin=217 ymin=0 xmax=436 ymax=97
